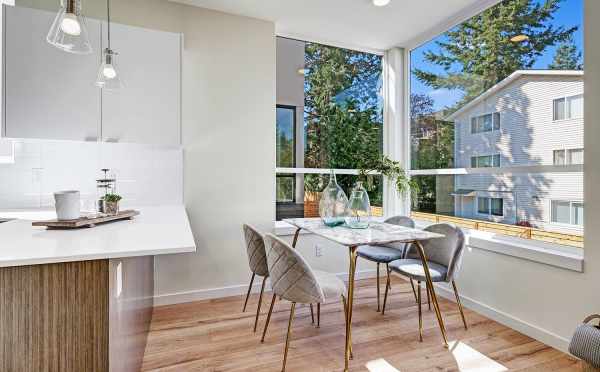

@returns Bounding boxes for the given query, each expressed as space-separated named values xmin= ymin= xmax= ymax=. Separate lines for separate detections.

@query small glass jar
xmin=345 ymin=181 xmax=371 ymax=229
xmin=319 ymin=170 xmax=349 ymax=227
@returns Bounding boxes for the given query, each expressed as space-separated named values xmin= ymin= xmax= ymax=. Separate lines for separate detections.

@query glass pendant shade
xmin=345 ymin=181 xmax=371 ymax=229
xmin=319 ymin=170 xmax=349 ymax=227
xmin=46 ymin=0 xmax=93 ymax=54
xmin=96 ymin=49 xmax=123 ymax=90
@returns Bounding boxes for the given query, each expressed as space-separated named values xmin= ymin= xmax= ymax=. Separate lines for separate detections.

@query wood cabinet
xmin=2 ymin=6 xmax=181 ymax=146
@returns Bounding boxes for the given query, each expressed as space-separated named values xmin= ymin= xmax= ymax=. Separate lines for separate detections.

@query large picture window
xmin=410 ymin=0 xmax=584 ymax=248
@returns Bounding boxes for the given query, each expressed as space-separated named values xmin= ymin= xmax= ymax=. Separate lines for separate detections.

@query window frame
xmin=470 ymin=111 xmax=501 ymax=134
xmin=471 ymin=154 xmax=501 ymax=168
xmin=276 ymin=104 xmax=298 ymax=204
xmin=553 ymin=94 xmax=584 ymax=122
xmin=553 ymin=147 xmax=584 ymax=166
xmin=477 ymin=196 xmax=504 ymax=217
xmin=550 ymin=199 xmax=584 ymax=226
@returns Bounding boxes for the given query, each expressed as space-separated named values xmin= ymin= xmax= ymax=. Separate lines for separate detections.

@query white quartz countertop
xmin=0 ymin=205 xmax=196 ymax=268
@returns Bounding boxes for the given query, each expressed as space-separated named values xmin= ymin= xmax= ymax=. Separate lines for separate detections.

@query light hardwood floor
xmin=142 ymin=277 xmax=580 ymax=371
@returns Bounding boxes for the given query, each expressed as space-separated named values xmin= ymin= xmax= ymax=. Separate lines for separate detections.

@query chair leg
xmin=253 ymin=277 xmax=266 ymax=332
xmin=410 ymin=278 xmax=418 ymax=303
xmin=376 ymin=262 xmax=381 ymax=312
xmin=242 ymin=272 xmax=255 ymax=312
xmin=452 ymin=280 xmax=468 ymax=330
xmin=418 ymin=281 xmax=423 ymax=342
xmin=382 ymin=264 xmax=391 ymax=315
xmin=426 ymin=283 xmax=431 ymax=310
xmin=282 ymin=302 xmax=296 ymax=372
xmin=317 ymin=303 xmax=321 ymax=328
xmin=342 ymin=296 xmax=353 ymax=359
xmin=310 ymin=304 xmax=315 ymax=324
xmin=261 ymin=293 xmax=277 ymax=343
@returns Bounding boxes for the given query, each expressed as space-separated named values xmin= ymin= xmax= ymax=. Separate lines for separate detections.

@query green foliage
xmin=103 ymin=193 xmax=122 ymax=203
xmin=276 ymin=129 xmax=294 ymax=167
xmin=549 ymin=35 xmax=583 ymax=70
xmin=358 ymin=155 xmax=419 ymax=200
xmin=413 ymin=0 xmax=577 ymax=109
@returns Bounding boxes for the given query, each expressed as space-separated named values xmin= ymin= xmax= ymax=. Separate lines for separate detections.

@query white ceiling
xmin=170 ymin=0 xmax=500 ymax=53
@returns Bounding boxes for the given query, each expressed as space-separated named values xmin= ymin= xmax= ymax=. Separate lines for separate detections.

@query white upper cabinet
xmin=3 ymin=6 xmax=101 ymax=141
xmin=100 ymin=23 xmax=181 ymax=146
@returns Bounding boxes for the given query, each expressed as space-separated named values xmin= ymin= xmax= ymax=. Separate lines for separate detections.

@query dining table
xmin=283 ymin=218 xmax=447 ymax=372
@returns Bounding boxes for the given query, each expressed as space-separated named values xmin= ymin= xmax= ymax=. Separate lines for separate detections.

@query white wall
xmin=432 ymin=0 xmax=599 ymax=352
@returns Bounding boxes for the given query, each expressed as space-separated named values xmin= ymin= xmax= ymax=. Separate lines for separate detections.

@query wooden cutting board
xmin=32 ymin=210 xmax=140 ymax=229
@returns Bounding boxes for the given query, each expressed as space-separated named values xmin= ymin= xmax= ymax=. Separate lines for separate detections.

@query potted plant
xmin=102 ymin=193 xmax=122 ymax=215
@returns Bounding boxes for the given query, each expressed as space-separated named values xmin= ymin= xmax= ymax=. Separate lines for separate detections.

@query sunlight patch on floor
xmin=365 ymin=358 xmax=401 ymax=372
xmin=449 ymin=340 xmax=508 ymax=372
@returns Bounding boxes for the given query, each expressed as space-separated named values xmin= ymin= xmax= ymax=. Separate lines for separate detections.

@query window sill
xmin=273 ymin=219 xmax=584 ymax=273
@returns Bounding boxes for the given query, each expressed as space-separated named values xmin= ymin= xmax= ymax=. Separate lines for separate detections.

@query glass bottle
xmin=319 ymin=170 xmax=349 ymax=227
xmin=345 ymin=181 xmax=371 ymax=229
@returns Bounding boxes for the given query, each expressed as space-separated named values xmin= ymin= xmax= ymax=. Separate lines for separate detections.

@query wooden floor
xmin=142 ymin=277 xmax=580 ymax=371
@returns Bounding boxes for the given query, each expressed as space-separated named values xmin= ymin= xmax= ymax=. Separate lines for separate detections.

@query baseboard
xmin=153 ymin=269 xmax=378 ymax=307
xmin=433 ymin=283 xmax=571 ymax=353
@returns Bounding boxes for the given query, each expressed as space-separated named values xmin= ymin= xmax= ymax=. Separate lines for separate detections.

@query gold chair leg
xmin=344 ymin=247 xmax=358 ymax=371
xmin=317 ymin=303 xmax=321 ymax=328
xmin=418 ymin=281 xmax=423 ymax=342
xmin=310 ymin=304 xmax=315 ymax=324
xmin=253 ymin=278 xmax=266 ymax=332
xmin=242 ymin=272 xmax=255 ymax=312
xmin=452 ymin=280 xmax=468 ymax=330
xmin=261 ymin=293 xmax=277 ymax=343
xmin=426 ymin=283 xmax=431 ymax=311
xmin=376 ymin=263 xmax=381 ymax=312
xmin=382 ymin=264 xmax=391 ymax=315
xmin=410 ymin=278 xmax=418 ymax=303
xmin=282 ymin=302 xmax=296 ymax=372
xmin=342 ymin=296 xmax=353 ymax=359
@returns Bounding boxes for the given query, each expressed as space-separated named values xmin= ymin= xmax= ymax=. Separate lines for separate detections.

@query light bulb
xmin=60 ymin=13 xmax=81 ymax=36
xmin=372 ymin=0 xmax=390 ymax=6
xmin=103 ymin=65 xmax=117 ymax=79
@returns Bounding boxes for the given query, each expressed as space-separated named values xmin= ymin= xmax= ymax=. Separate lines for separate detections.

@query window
xmin=471 ymin=112 xmax=500 ymax=133
xmin=478 ymin=197 xmax=503 ymax=217
xmin=275 ymin=37 xmax=383 ymax=220
xmin=553 ymin=148 xmax=583 ymax=165
xmin=553 ymin=94 xmax=584 ymax=121
xmin=471 ymin=154 xmax=500 ymax=168
xmin=551 ymin=200 xmax=584 ymax=226
xmin=410 ymin=0 xmax=584 ymax=247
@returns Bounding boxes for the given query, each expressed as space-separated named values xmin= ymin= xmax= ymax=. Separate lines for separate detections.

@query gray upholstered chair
xmin=261 ymin=233 xmax=348 ymax=372
xmin=385 ymin=223 xmax=468 ymax=341
xmin=242 ymin=224 xmax=270 ymax=333
xmin=356 ymin=216 xmax=417 ymax=312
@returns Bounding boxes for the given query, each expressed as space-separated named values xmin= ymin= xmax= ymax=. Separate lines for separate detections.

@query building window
xmin=551 ymin=200 xmax=584 ymax=226
xmin=471 ymin=112 xmax=500 ymax=133
xmin=478 ymin=197 xmax=504 ymax=217
xmin=553 ymin=148 xmax=584 ymax=165
xmin=276 ymin=105 xmax=296 ymax=203
xmin=553 ymin=94 xmax=583 ymax=121
xmin=471 ymin=154 xmax=500 ymax=168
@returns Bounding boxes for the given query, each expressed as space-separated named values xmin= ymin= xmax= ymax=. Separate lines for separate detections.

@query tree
xmin=549 ymin=36 xmax=583 ymax=70
xmin=413 ymin=0 xmax=577 ymax=108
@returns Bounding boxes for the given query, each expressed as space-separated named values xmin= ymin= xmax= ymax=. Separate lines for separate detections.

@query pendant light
xmin=96 ymin=0 xmax=123 ymax=90
xmin=47 ymin=0 xmax=93 ymax=54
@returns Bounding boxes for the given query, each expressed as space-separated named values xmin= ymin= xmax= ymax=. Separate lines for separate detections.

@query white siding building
xmin=446 ymin=70 xmax=584 ymax=234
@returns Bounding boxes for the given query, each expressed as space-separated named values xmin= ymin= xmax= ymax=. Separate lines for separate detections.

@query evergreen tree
xmin=413 ymin=0 xmax=577 ymax=108
xmin=549 ymin=36 xmax=583 ymax=70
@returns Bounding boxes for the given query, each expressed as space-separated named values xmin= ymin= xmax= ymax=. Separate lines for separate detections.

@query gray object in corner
xmin=569 ymin=314 xmax=600 ymax=368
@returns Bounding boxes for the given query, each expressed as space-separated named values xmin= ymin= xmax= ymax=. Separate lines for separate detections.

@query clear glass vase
xmin=345 ymin=181 xmax=371 ymax=229
xmin=319 ymin=170 xmax=349 ymax=227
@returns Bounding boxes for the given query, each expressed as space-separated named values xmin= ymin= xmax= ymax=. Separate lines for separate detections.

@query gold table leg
xmin=344 ymin=246 xmax=358 ymax=372
xmin=291 ymin=228 xmax=301 ymax=248
xmin=414 ymin=240 xmax=448 ymax=347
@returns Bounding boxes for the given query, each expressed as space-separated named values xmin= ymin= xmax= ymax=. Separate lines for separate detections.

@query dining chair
xmin=385 ymin=223 xmax=468 ymax=341
xmin=261 ymin=233 xmax=348 ymax=372
xmin=356 ymin=216 xmax=417 ymax=312
xmin=242 ymin=224 xmax=270 ymax=333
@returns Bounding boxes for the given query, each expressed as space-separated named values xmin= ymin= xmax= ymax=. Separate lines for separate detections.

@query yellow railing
xmin=410 ymin=211 xmax=583 ymax=248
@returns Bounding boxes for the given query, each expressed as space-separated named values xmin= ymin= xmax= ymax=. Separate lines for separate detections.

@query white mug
xmin=54 ymin=190 xmax=81 ymax=220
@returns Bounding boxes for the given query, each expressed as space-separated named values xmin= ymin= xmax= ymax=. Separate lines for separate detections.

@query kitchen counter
xmin=0 ymin=204 xmax=196 ymax=267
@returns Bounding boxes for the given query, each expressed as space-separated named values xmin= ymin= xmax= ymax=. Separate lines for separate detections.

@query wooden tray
xmin=32 ymin=210 xmax=140 ymax=229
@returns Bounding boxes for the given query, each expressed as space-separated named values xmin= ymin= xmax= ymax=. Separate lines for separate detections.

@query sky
xmin=410 ymin=0 xmax=584 ymax=111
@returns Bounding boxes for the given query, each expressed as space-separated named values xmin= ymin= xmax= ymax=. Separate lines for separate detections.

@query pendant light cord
xmin=106 ymin=0 xmax=111 ymax=50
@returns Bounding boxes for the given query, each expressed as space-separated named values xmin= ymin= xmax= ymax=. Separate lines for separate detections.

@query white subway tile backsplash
xmin=0 ymin=139 xmax=183 ymax=209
